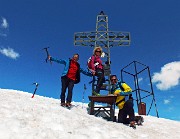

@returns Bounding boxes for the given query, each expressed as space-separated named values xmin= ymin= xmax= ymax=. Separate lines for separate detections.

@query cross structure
xmin=74 ymin=11 xmax=130 ymax=65
xmin=74 ymin=11 xmax=159 ymax=118
xmin=74 ymin=11 xmax=130 ymax=93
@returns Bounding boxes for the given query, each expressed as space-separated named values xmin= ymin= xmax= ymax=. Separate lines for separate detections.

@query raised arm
xmin=50 ymin=57 xmax=66 ymax=65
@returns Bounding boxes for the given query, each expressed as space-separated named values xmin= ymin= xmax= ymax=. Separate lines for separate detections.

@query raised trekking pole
xmin=31 ymin=83 xmax=39 ymax=98
xmin=82 ymin=84 xmax=87 ymax=109
xmin=43 ymin=47 xmax=52 ymax=64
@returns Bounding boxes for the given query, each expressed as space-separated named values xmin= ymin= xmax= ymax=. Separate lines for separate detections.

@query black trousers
xmin=118 ymin=100 xmax=135 ymax=124
xmin=95 ymin=68 xmax=105 ymax=93
xmin=61 ymin=76 xmax=75 ymax=103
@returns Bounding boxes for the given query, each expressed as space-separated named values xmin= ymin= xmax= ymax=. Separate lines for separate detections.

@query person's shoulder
xmin=90 ymin=55 xmax=95 ymax=60
xmin=117 ymin=80 xmax=125 ymax=84
xmin=91 ymin=55 xmax=95 ymax=58
xmin=76 ymin=62 xmax=80 ymax=66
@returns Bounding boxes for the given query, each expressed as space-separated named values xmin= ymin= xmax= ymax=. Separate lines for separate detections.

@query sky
xmin=0 ymin=89 xmax=180 ymax=139
xmin=0 ymin=0 xmax=180 ymax=121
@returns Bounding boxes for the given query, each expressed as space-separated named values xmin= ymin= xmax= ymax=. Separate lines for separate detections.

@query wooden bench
xmin=88 ymin=95 xmax=117 ymax=121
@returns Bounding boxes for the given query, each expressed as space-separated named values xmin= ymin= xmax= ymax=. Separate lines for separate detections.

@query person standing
xmin=49 ymin=53 xmax=92 ymax=107
xmin=88 ymin=46 xmax=105 ymax=96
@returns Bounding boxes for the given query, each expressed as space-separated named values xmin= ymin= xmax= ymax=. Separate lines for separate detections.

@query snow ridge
xmin=0 ymin=89 xmax=180 ymax=139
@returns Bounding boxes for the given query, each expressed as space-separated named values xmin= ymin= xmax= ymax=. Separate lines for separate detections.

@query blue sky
xmin=0 ymin=0 xmax=180 ymax=121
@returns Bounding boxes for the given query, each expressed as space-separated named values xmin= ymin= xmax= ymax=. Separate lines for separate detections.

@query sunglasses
xmin=95 ymin=50 xmax=101 ymax=53
xmin=111 ymin=79 xmax=117 ymax=81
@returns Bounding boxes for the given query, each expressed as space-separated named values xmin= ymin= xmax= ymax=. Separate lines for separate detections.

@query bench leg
xmin=110 ymin=105 xmax=115 ymax=121
xmin=90 ymin=101 xmax=94 ymax=115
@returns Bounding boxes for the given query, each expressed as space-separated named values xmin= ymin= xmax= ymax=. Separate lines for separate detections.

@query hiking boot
xmin=130 ymin=121 xmax=136 ymax=129
xmin=137 ymin=116 xmax=144 ymax=125
xmin=66 ymin=102 xmax=72 ymax=107
xmin=61 ymin=102 xmax=66 ymax=107
xmin=92 ymin=91 xmax=100 ymax=96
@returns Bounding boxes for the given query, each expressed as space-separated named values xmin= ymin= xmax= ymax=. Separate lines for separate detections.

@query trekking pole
xmin=31 ymin=83 xmax=39 ymax=98
xmin=82 ymin=84 xmax=87 ymax=109
xmin=43 ymin=47 xmax=52 ymax=65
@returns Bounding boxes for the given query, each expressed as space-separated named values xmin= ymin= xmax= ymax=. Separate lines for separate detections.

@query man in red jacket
xmin=49 ymin=53 xmax=92 ymax=107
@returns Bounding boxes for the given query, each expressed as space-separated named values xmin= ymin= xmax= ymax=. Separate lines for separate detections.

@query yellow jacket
xmin=111 ymin=82 xmax=132 ymax=109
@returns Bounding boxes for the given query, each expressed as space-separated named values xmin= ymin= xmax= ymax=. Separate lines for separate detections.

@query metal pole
xmin=147 ymin=67 xmax=159 ymax=118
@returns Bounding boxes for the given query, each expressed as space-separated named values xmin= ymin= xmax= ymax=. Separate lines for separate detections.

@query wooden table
xmin=88 ymin=95 xmax=117 ymax=121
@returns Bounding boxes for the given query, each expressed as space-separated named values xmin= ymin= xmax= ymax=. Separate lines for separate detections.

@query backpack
xmin=87 ymin=56 xmax=99 ymax=71
xmin=118 ymin=81 xmax=132 ymax=92
xmin=118 ymin=81 xmax=133 ymax=99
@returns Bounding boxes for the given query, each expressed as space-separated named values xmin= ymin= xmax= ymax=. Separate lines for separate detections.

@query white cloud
xmin=0 ymin=17 xmax=9 ymax=37
xmin=152 ymin=61 xmax=180 ymax=90
xmin=164 ymin=99 xmax=170 ymax=104
xmin=138 ymin=77 xmax=143 ymax=82
xmin=1 ymin=17 xmax=8 ymax=29
xmin=135 ymin=77 xmax=143 ymax=85
xmin=0 ymin=47 xmax=20 ymax=59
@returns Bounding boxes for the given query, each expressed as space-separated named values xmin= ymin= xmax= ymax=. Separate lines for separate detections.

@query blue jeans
xmin=61 ymin=76 xmax=75 ymax=103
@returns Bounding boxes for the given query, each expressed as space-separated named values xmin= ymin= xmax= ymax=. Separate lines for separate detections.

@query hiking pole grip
xmin=43 ymin=47 xmax=52 ymax=65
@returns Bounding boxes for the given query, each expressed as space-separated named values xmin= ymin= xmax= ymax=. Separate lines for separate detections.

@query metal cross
xmin=74 ymin=11 xmax=130 ymax=93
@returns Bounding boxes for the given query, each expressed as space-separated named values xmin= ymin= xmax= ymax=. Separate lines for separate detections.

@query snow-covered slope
xmin=0 ymin=89 xmax=179 ymax=139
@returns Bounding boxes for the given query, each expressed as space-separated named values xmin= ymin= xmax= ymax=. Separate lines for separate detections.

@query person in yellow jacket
xmin=110 ymin=75 xmax=136 ymax=128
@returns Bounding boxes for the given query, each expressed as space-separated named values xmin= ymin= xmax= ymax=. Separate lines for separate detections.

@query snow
xmin=0 ymin=89 xmax=180 ymax=139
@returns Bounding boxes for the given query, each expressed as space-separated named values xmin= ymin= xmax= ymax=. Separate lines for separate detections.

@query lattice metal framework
xmin=74 ymin=11 xmax=130 ymax=65
xmin=74 ymin=11 xmax=130 ymax=93
xmin=74 ymin=31 xmax=130 ymax=47
xmin=121 ymin=61 xmax=159 ymax=117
